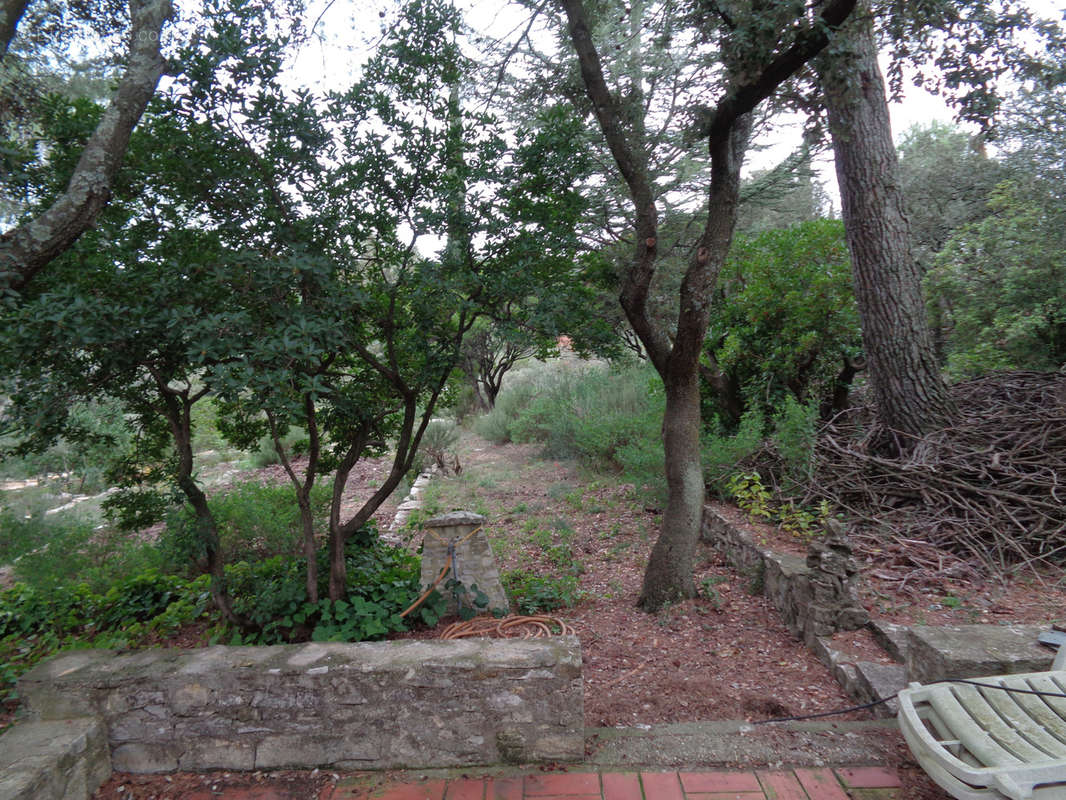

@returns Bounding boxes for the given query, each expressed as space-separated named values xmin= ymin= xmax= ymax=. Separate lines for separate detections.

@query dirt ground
xmin=79 ymin=430 xmax=1061 ymax=798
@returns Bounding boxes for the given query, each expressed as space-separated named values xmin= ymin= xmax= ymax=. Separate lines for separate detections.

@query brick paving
xmin=322 ymin=767 xmax=902 ymax=800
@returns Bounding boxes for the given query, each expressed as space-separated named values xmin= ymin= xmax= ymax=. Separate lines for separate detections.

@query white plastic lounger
xmin=897 ymin=646 xmax=1066 ymax=799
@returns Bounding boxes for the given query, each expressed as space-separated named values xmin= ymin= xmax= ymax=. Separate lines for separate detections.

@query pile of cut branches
xmin=808 ymin=370 xmax=1066 ymax=575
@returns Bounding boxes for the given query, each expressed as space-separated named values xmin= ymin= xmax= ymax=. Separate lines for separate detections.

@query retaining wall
xmin=700 ymin=506 xmax=866 ymax=644
xmin=17 ymin=637 xmax=584 ymax=773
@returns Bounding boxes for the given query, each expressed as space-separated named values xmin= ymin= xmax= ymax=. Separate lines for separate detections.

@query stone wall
xmin=18 ymin=638 xmax=584 ymax=773
xmin=700 ymin=507 xmax=866 ymax=645
xmin=0 ymin=718 xmax=110 ymax=800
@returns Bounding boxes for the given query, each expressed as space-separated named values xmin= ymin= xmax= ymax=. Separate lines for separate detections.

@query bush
xmin=501 ymin=569 xmax=582 ymax=614
xmin=160 ymin=480 xmax=331 ymax=571
xmin=480 ymin=362 xmax=667 ymax=502
xmin=0 ymin=569 xmax=212 ymax=699
xmin=706 ymin=220 xmax=861 ymax=422
xmin=702 ymin=408 xmax=764 ymax=496
xmin=0 ymin=398 xmax=132 ymax=494
xmin=1 ymin=507 xmax=164 ymax=594
xmin=474 ymin=373 xmax=542 ymax=443
xmin=246 ymin=426 xmax=310 ymax=469
xmin=224 ymin=521 xmax=431 ymax=645
xmin=771 ymin=395 xmax=818 ymax=487
xmin=418 ymin=418 xmax=460 ymax=471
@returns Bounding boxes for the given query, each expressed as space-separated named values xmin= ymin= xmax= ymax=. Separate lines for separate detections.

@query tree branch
xmin=703 ymin=0 xmax=857 ymax=141
xmin=0 ymin=0 xmax=173 ymax=294
xmin=559 ymin=0 xmax=671 ymax=374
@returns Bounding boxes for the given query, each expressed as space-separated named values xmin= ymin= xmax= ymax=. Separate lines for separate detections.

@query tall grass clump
xmin=473 ymin=367 xmax=544 ymax=444
xmin=479 ymin=361 xmax=668 ymax=504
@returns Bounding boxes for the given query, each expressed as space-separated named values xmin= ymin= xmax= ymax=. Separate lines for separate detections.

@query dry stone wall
xmin=17 ymin=638 xmax=583 ymax=773
xmin=701 ymin=507 xmax=867 ymax=645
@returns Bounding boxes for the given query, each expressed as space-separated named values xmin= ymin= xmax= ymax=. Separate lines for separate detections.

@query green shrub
xmin=616 ymin=437 xmax=666 ymax=507
xmin=0 ymin=507 xmax=82 ymax=566
xmin=0 ymin=398 xmax=132 ymax=494
xmin=418 ymin=418 xmax=460 ymax=470
xmin=702 ymin=408 xmax=764 ymax=496
xmin=474 ymin=375 xmax=541 ymax=443
xmin=484 ymin=363 xmax=666 ymax=502
xmin=246 ymin=427 xmax=310 ymax=469
xmin=0 ymin=569 xmax=213 ymax=699
xmin=501 ymin=569 xmax=582 ymax=614
xmin=1 ymin=508 xmax=163 ymax=594
xmin=224 ymin=521 xmax=430 ymax=645
xmin=160 ymin=480 xmax=331 ymax=571
xmin=771 ymin=395 xmax=818 ymax=487
xmin=706 ymin=220 xmax=861 ymax=422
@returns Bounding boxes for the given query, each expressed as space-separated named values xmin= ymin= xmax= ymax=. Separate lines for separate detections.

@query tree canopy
xmin=1 ymin=0 xmax=1064 ymax=631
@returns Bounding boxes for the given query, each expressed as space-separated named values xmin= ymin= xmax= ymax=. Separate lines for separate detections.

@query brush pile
xmin=810 ymin=370 xmax=1066 ymax=575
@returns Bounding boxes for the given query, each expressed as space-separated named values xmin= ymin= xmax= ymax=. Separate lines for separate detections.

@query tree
xmin=816 ymin=3 xmax=956 ymax=450
xmin=704 ymin=219 xmax=862 ymax=426
xmin=0 ymin=0 xmax=29 ymax=59
xmin=735 ymin=146 xmax=831 ymax=234
xmin=925 ymin=85 xmax=1066 ymax=376
xmin=0 ymin=0 xmax=173 ymax=295
xmin=1 ymin=0 xmax=597 ymax=631
xmin=896 ymin=122 xmax=1003 ymax=271
xmin=815 ymin=0 xmax=1063 ymax=447
xmin=557 ymin=0 xmax=856 ymax=610
xmin=460 ymin=323 xmax=543 ymax=412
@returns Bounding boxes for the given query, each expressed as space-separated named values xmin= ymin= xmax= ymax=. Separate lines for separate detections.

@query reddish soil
xmin=73 ymin=430 xmax=1060 ymax=798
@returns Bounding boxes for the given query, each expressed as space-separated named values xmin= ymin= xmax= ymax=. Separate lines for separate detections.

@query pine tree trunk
xmin=819 ymin=4 xmax=955 ymax=449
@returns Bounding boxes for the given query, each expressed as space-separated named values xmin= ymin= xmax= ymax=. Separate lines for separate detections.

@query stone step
xmin=905 ymin=624 xmax=1056 ymax=684
xmin=853 ymin=661 xmax=906 ymax=717
xmin=867 ymin=620 xmax=911 ymax=663
xmin=0 ymin=717 xmax=110 ymax=800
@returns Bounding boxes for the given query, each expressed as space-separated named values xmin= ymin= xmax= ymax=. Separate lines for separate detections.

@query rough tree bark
xmin=559 ymin=0 xmax=856 ymax=610
xmin=818 ymin=4 xmax=956 ymax=449
xmin=0 ymin=0 xmax=172 ymax=294
xmin=0 ymin=0 xmax=29 ymax=60
xmin=155 ymin=382 xmax=248 ymax=630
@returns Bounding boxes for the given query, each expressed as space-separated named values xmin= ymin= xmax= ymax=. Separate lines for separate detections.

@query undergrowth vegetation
xmin=0 ymin=481 xmax=442 ymax=705
xmin=476 ymin=362 xmax=667 ymax=504
xmin=473 ymin=360 xmax=823 ymax=515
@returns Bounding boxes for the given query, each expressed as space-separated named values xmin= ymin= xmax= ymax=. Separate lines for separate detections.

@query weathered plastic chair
xmin=897 ymin=643 xmax=1066 ymax=799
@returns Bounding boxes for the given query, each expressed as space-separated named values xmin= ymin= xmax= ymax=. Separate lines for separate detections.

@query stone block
xmin=420 ymin=511 xmax=509 ymax=615
xmin=255 ymin=734 xmax=380 ymax=768
xmin=906 ymin=624 xmax=1054 ymax=684
xmin=178 ymin=738 xmax=256 ymax=770
xmin=110 ymin=741 xmax=179 ymax=773
xmin=853 ymin=662 xmax=905 ymax=718
xmin=0 ymin=718 xmax=110 ymax=800
xmin=868 ymin=620 xmax=910 ymax=662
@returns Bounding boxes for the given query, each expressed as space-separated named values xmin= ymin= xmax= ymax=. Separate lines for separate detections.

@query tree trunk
xmin=818 ymin=4 xmax=955 ymax=449
xmin=639 ymin=367 xmax=703 ymax=608
xmin=0 ymin=0 xmax=172 ymax=293
xmin=161 ymin=390 xmax=248 ymax=630
xmin=560 ymin=0 xmax=854 ymax=611
xmin=0 ymin=0 xmax=29 ymax=60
